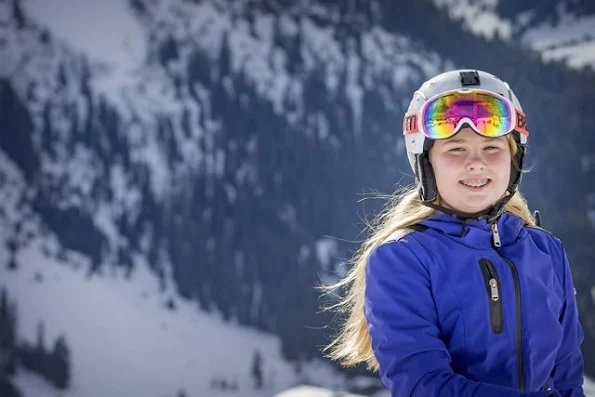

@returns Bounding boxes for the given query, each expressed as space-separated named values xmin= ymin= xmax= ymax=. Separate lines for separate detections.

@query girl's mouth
xmin=460 ymin=179 xmax=490 ymax=188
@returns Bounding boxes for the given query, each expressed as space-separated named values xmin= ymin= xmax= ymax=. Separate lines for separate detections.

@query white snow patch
xmin=432 ymin=0 xmax=512 ymax=40
xmin=588 ymin=209 xmax=595 ymax=230
xmin=432 ymin=0 xmax=595 ymax=70
xmin=21 ymin=0 xmax=148 ymax=111
xmin=585 ymin=376 xmax=595 ymax=395
xmin=2 ymin=235 xmax=350 ymax=397
xmin=315 ymin=238 xmax=337 ymax=269
xmin=0 ymin=151 xmax=352 ymax=397
xmin=22 ymin=0 xmax=147 ymax=74
xmin=273 ymin=385 xmax=366 ymax=397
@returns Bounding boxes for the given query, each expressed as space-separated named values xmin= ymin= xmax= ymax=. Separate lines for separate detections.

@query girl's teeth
xmin=461 ymin=179 xmax=488 ymax=187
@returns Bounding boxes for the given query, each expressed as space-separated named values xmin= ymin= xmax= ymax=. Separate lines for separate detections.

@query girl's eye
xmin=485 ymin=146 xmax=501 ymax=150
xmin=449 ymin=147 xmax=464 ymax=152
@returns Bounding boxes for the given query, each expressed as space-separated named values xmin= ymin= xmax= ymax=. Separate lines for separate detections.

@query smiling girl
xmin=325 ymin=70 xmax=585 ymax=397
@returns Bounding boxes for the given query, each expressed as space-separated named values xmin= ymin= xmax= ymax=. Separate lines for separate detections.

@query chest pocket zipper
xmin=478 ymin=259 xmax=504 ymax=334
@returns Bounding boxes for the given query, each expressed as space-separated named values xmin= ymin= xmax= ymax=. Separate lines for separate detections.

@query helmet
xmin=403 ymin=69 xmax=528 ymax=219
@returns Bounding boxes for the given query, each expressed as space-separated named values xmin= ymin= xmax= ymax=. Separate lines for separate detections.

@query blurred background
xmin=0 ymin=0 xmax=594 ymax=396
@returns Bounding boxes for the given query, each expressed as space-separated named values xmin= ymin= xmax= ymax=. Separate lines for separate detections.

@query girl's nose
xmin=465 ymin=153 xmax=486 ymax=172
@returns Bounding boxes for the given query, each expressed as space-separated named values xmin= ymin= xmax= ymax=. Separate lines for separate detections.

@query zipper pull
xmin=491 ymin=222 xmax=501 ymax=248
xmin=489 ymin=279 xmax=499 ymax=301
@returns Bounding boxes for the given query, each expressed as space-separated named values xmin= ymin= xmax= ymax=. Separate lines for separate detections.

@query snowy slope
xmin=273 ymin=379 xmax=595 ymax=397
xmin=273 ymin=385 xmax=368 ymax=397
xmin=433 ymin=0 xmax=595 ymax=70
xmin=0 ymin=147 xmax=352 ymax=397
xmin=271 ymin=377 xmax=595 ymax=396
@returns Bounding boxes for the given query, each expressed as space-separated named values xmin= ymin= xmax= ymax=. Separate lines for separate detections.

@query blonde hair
xmin=323 ymin=134 xmax=536 ymax=370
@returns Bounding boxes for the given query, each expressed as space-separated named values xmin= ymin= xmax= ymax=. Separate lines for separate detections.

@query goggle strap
xmin=515 ymin=110 xmax=529 ymax=137
xmin=403 ymin=111 xmax=419 ymax=135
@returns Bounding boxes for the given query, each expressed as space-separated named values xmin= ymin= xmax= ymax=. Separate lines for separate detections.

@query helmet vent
xmin=460 ymin=71 xmax=480 ymax=86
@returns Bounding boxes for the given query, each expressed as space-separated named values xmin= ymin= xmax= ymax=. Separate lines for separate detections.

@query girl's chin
xmin=438 ymin=199 xmax=497 ymax=216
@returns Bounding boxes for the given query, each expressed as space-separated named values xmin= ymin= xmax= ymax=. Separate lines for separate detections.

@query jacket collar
xmin=418 ymin=211 xmax=527 ymax=249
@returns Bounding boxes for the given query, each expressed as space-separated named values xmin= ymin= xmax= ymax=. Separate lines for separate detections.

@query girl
xmin=325 ymin=70 xmax=585 ymax=396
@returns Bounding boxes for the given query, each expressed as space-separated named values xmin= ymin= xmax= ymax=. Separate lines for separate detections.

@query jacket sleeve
xmin=364 ymin=239 xmax=557 ymax=397
xmin=550 ymin=242 xmax=585 ymax=397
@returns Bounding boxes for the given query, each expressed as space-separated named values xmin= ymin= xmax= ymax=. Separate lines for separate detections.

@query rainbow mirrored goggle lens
xmin=404 ymin=90 xmax=528 ymax=139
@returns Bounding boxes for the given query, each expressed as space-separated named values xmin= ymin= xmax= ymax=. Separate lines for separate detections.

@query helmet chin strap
xmin=422 ymin=193 xmax=513 ymax=224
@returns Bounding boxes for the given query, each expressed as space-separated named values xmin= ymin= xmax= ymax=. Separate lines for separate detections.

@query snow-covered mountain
xmin=433 ymin=0 xmax=595 ymax=70
xmin=0 ymin=0 xmax=436 ymax=395
xmin=1 ymin=1 xmax=594 ymax=396
xmin=0 ymin=179 xmax=348 ymax=397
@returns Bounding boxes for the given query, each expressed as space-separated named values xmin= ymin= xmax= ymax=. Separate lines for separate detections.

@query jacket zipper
xmin=491 ymin=222 xmax=525 ymax=391
xmin=478 ymin=259 xmax=503 ymax=334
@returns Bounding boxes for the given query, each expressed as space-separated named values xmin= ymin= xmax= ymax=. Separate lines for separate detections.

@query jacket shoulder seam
xmin=525 ymin=225 xmax=559 ymax=241
xmin=383 ymin=225 xmax=428 ymax=244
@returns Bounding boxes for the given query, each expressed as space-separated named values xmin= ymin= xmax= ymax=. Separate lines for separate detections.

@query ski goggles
xmin=403 ymin=89 xmax=528 ymax=139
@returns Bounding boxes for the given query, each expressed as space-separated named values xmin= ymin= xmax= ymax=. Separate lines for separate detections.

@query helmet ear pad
xmin=508 ymin=137 xmax=525 ymax=193
xmin=416 ymin=152 xmax=438 ymax=203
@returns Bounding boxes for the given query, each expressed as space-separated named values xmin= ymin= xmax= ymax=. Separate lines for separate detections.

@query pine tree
xmin=35 ymin=321 xmax=45 ymax=354
xmin=251 ymin=350 xmax=263 ymax=389
xmin=0 ymin=376 xmax=22 ymax=397
xmin=33 ymin=321 xmax=50 ymax=380
xmin=0 ymin=288 xmax=10 ymax=343
xmin=12 ymin=0 xmax=26 ymax=29
xmin=48 ymin=335 xmax=71 ymax=389
xmin=0 ymin=287 xmax=17 ymax=374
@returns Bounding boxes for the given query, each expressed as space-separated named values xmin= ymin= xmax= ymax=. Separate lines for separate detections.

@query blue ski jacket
xmin=365 ymin=212 xmax=585 ymax=397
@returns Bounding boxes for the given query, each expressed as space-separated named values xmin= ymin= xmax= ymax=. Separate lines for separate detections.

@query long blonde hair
xmin=323 ymin=135 xmax=536 ymax=371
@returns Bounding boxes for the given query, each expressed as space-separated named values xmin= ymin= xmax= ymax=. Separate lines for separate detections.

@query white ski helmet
xmin=403 ymin=69 xmax=529 ymax=219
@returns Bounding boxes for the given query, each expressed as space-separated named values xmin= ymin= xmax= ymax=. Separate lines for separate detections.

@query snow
xmin=586 ymin=376 xmax=595 ymax=395
xmin=432 ymin=0 xmax=595 ymax=70
xmin=523 ymin=14 xmax=595 ymax=51
xmin=2 ymin=218 xmax=350 ymax=397
xmin=22 ymin=0 xmax=146 ymax=74
xmin=432 ymin=0 xmax=513 ymax=40
xmin=588 ymin=209 xmax=595 ymax=230
xmin=273 ymin=385 xmax=366 ymax=397
xmin=538 ymin=38 xmax=595 ymax=69
xmin=521 ymin=12 xmax=595 ymax=69
xmin=7 ymin=249 xmax=271 ymax=397
xmin=273 ymin=379 xmax=595 ymax=397
xmin=1 ymin=148 xmax=353 ymax=397
xmin=20 ymin=0 xmax=148 ymax=121
xmin=13 ymin=0 xmax=447 ymax=209
xmin=315 ymin=238 xmax=338 ymax=269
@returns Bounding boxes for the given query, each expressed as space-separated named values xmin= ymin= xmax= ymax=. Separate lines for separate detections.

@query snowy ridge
xmin=2 ymin=0 xmax=457 ymax=302
xmin=143 ymin=1 xmax=451 ymax=131
xmin=432 ymin=0 xmax=595 ymax=70
xmin=8 ymin=0 xmax=453 ymax=209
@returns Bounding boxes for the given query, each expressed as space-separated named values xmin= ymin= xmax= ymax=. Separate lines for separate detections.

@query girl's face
xmin=429 ymin=127 xmax=512 ymax=215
